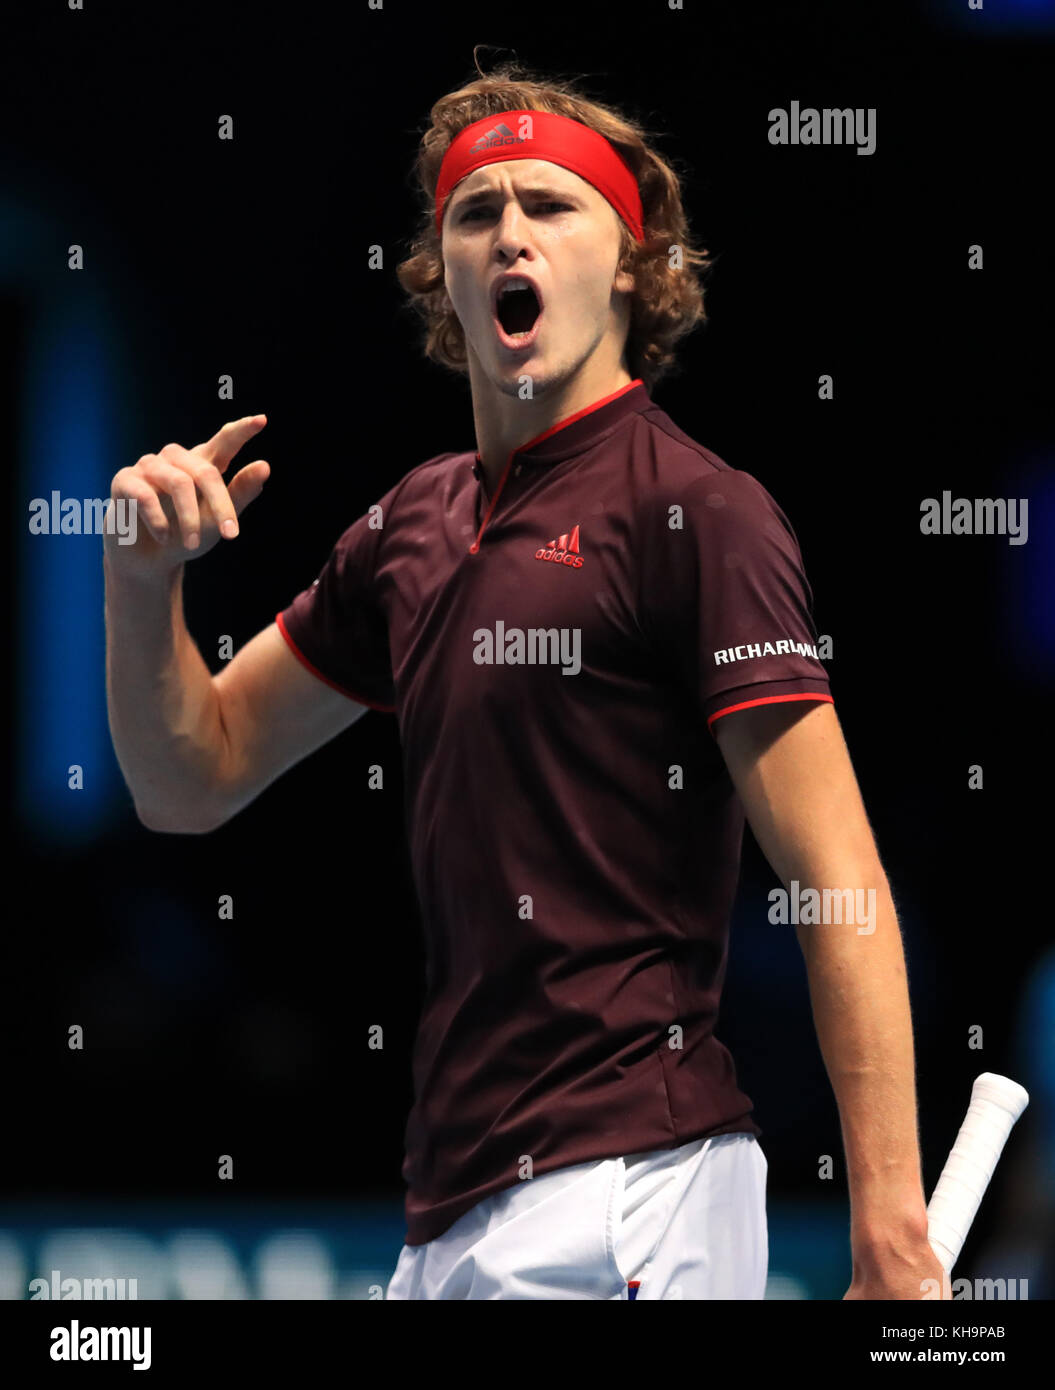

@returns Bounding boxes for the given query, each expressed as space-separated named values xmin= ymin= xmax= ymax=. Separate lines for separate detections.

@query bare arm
xmin=715 ymin=700 xmax=945 ymax=1299
xmin=105 ymin=557 xmax=229 ymax=832
xmin=105 ymin=563 xmax=366 ymax=833
xmin=104 ymin=414 xmax=367 ymax=833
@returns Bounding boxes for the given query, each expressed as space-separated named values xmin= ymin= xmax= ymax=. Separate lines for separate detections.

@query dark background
xmin=2 ymin=0 xmax=1052 ymax=1297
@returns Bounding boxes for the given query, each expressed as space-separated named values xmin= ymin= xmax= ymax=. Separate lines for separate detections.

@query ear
xmin=614 ymin=267 xmax=636 ymax=295
xmin=439 ymin=274 xmax=453 ymax=313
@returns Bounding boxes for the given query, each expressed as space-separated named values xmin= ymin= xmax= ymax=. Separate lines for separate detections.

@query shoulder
xmin=631 ymin=407 xmax=793 ymax=535
xmin=381 ymin=448 xmax=472 ymax=507
xmin=328 ymin=448 xmax=471 ymax=552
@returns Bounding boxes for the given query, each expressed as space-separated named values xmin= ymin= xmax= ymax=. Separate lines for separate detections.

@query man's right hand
xmin=105 ymin=414 xmax=271 ymax=577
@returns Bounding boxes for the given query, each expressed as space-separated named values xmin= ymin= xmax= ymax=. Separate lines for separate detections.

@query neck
xmin=470 ymin=353 xmax=634 ymax=491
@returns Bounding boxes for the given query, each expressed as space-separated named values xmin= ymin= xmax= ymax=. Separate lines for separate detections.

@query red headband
xmin=434 ymin=109 xmax=644 ymax=243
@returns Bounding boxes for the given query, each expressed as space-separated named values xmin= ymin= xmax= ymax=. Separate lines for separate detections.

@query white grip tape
xmin=926 ymin=1072 xmax=1029 ymax=1273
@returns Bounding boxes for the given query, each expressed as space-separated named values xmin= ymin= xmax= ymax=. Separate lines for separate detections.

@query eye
xmin=459 ymin=200 xmax=571 ymax=222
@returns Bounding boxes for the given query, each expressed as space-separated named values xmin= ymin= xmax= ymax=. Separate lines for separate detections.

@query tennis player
xmin=104 ymin=60 xmax=947 ymax=1300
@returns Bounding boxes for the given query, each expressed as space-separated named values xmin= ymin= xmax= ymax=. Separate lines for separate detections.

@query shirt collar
xmin=472 ymin=378 xmax=651 ymax=473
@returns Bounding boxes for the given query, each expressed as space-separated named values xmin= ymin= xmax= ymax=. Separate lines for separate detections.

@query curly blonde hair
xmin=395 ymin=52 xmax=714 ymax=391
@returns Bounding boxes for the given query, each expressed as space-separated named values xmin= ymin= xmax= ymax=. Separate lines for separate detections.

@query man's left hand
xmin=844 ymin=1238 xmax=951 ymax=1300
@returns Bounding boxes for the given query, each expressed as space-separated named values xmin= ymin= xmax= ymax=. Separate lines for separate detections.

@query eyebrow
xmin=451 ymin=184 xmax=581 ymax=212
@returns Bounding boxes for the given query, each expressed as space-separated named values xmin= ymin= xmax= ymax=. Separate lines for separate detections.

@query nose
xmin=492 ymin=201 xmax=534 ymax=264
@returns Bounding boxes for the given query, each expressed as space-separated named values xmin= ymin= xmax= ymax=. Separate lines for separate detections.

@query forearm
xmin=796 ymin=870 xmax=928 ymax=1245
xmin=104 ymin=553 xmax=230 ymax=831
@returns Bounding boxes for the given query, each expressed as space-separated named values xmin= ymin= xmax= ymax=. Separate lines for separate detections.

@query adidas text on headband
xmin=435 ymin=109 xmax=645 ymax=243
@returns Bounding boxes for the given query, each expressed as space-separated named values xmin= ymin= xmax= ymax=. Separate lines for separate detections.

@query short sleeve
xmin=637 ymin=467 xmax=833 ymax=734
xmin=275 ymin=488 xmax=400 ymax=712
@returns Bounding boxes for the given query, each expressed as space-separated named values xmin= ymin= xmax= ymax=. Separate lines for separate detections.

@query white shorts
xmin=386 ymin=1131 xmax=768 ymax=1300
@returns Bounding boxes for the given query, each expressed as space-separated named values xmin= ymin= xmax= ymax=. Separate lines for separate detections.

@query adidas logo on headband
xmin=436 ymin=108 xmax=645 ymax=243
xmin=469 ymin=121 xmax=526 ymax=155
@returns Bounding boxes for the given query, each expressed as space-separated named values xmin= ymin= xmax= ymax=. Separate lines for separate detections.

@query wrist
xmin=851 ymin=1190 xmax=930 ymax=1253
xmin=104 ymin=547 xmax=183 ymax=596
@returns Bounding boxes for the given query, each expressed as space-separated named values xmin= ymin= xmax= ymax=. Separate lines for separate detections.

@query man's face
xmin=441 ymin=158 xmax=634 ymax=395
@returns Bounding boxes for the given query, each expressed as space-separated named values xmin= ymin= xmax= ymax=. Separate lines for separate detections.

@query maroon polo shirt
xmin=276 ymin=378 xmax=833 ymax=1245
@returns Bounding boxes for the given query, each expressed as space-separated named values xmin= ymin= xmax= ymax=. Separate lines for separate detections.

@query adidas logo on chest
xmin=535 ymin=524 xmax=584 ymax=568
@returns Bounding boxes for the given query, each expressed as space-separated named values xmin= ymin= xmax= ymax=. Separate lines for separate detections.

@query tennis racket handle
xmin=926 ymin=1072 xmax=1029 ymax=1273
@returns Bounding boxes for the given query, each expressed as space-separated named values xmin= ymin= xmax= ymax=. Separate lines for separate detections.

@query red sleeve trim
xmin=274 ymin=611 xmax=396 ymax=713
xmin=707 ymin=691 xmax=834 ymax=732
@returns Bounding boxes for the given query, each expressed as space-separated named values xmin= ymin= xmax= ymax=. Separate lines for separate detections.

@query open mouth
xmin=494 ymin=283 xmax=543 ymax=348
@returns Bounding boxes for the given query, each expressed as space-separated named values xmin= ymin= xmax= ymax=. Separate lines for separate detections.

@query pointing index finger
xmin=196 ymin=414 xmax=268 ymax=473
